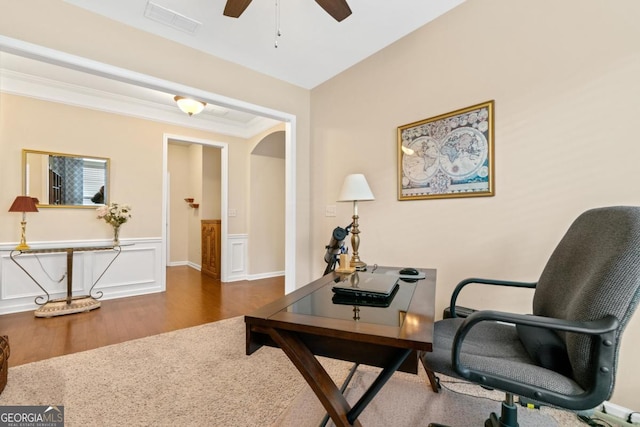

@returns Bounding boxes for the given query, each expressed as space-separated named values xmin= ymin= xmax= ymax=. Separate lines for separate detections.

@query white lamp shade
xmin=337 ymin=174 xmax=375 ymax=201
xmin=174 ymin=96 xmax=206 ymax=116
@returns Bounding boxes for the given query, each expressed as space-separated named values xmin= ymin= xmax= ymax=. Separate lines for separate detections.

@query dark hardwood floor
xmin=0 ymin=266 xmax=284 ymax=367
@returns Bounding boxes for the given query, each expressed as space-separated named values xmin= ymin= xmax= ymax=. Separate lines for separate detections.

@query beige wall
xmin=187 ymin=145 xmax=203 ymax=265
xmin=168 ymin=143 xmax=190 ymax=263
xmin=247 ymin=125 xmax=287 ymax=276
xmin=186 ymin=144 xmax=222 ymax=267
xmin=310 ymin=0 xmax=640 ymax=408
xmin=249 ymin=154 xmax=286 ymax=275
xmin=227 ymin=136 xmax=250 ymax=236
xmin=202 ymin=146 xmax=222 ymax=221
xmin=0 ymin=94 xmax=239 ymax=242
xmin=23 ymin=152 xmax=46 ymax=202
xmin=0 ymin=0 xmax=313 ymax=283
xmin=1 ymin=93 xmax=279 ymax=274
xmin=1 ymin=94 xmax=170 ymax=240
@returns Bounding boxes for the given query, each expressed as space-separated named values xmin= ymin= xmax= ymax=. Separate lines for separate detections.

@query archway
xmin=248 ymin=130 xmax=285 ymax=279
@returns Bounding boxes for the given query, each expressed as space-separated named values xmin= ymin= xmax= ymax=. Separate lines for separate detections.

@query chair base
xmin=485 ymin=397 xmax=519 ymax=427
xmin=429 ymin=394 xmax=519 ymax=427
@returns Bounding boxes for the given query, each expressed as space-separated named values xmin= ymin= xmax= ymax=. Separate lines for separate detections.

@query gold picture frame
xmin=397 ymin=100 xmax=495 ymax=200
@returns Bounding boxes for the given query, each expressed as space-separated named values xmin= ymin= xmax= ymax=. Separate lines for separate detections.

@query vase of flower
xmin=97 ymin=202 xmax=132 ymax=246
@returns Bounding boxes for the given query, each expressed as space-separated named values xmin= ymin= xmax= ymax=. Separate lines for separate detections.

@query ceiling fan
xmin=223 ymin=0 xmax=352 ymax=22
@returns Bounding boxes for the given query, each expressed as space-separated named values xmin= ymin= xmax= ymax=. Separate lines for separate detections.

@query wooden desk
xmin=245 ymin=267 xmax=436 ymax=427
xmin=10 ymin=245 xmax=124 ymax=317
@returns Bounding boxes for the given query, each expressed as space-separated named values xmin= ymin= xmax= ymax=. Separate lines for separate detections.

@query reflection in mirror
xmin=22 ymin=149 xmax=109 ymax=208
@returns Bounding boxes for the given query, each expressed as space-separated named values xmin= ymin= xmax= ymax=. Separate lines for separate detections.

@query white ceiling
xmin=63 ymin=0 xmax=466 ymax=89
xmin=1 ymin=0 xmax=465 ymax=137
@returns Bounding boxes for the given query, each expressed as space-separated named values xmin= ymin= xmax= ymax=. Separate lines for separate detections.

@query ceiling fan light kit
xmin=223 ymin=0 xmax=352 ymax=22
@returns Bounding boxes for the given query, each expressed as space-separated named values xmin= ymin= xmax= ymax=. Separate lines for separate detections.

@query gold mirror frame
xmin=22 ymin=149 xmax=110 ymax=208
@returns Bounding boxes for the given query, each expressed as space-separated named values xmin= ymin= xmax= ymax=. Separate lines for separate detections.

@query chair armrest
xmin=449 ymin=278 xmax=537 ymax=318
xmin=451 ymin=310 xmax=619 ymax=410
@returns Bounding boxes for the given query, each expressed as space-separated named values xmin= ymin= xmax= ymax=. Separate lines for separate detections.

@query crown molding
xmin=0 ymin=67 xmax=279 ymax=139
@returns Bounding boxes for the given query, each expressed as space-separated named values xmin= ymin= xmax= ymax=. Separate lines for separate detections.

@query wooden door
xmin=201 ymin=219 xmax=221 ymax=279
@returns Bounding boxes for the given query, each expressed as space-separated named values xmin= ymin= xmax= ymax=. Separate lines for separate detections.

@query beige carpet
xmin=0 ymin=316 xmax=585 ymax=426
xmin=274 ymin=366 xmax=585 ymax=427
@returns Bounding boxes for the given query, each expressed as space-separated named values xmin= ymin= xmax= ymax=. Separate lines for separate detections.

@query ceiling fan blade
xmin=315 ymin=0 xmax=352 ymax=22
xmin=223 ymin=0 xmax=253 ymax=18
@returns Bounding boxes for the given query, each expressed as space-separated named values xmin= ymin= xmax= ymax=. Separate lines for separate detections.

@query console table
xmin=10 ymin=244 xmax=124 ymax=317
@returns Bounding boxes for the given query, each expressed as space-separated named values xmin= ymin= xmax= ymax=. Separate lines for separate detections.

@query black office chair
xmin=422 ymin=206 xmax=640 ymax=427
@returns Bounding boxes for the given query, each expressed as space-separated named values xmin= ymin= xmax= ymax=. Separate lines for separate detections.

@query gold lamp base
xmin=16 ymin=221 xmax=31 ymax=251
xmin=349 ymin=213 xmax=367 ymax=271
xmin=352 ymin=261 xmax=368 ymax=271
xmin=15 ymin=220 xmax=31 ymax=251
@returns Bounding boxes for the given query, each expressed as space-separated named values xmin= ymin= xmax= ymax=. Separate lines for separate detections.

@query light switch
xmin=325 ymin=205 xmax=337 ymax=217
xmin=228 ymin=208 xmax=237 ymax=217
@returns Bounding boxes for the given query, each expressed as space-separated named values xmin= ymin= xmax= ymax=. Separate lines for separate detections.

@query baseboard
xmin=600 ymin=402 xmax=640 ymax=425
xmin=167 ymin=261 xmax=201 ymax=271
xmin=167 ymin=261 xmax=189 ymax=267
xmin=246 ymin=271 xmax=285 ymax=281
xmin=187 ymin=261 xmax=201 ymax=271
xmin=594 ymin=410 xmax=637 ymax=426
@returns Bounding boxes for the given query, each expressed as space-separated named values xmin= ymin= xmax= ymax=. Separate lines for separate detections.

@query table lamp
xmin=337 ymin=174 xmax=375 ymax=270
xmin=8 ymin=196 xmax=39 ymax=250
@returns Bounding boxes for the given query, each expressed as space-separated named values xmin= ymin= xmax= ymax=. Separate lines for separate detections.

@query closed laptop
xmin=332 ymin=272 xmax=399 ymax=299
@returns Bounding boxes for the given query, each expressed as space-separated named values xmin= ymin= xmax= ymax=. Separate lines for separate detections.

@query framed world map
xmin=397 ymin=100 xmax=495 ymax=201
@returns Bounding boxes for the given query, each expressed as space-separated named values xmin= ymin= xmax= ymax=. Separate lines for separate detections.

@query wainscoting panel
xmin=0 ymin=238 xmax=163 ymax=315
xmin=226 ymin=234 xmax=248 ymax=282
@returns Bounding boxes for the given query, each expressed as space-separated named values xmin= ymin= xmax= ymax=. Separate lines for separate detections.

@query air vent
xmin=210 ymin=105 xmax=229 ymax=116
xmin=144 ymin=1 xmax=201 ymax=34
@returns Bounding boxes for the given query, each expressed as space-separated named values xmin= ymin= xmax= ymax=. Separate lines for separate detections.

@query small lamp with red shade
xmin=8 ymin=196 xmax=39 ymax=250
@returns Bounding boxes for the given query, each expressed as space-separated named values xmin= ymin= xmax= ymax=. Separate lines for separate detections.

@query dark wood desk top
xmin=246 ymin=267 xmax=436 ymax=353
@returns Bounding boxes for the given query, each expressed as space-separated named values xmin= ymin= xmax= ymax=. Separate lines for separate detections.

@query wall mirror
xmin=22 ymin=149 xmax=109 ymax=208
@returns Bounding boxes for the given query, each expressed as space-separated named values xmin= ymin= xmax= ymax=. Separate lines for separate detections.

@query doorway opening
xmin=166 ymin=137 xmax=225 ymax=280
xmin=165 ymin=135 xmax=228 ymax=280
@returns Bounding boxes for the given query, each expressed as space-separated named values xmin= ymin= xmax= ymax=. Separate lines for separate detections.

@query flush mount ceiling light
xmin=174 ymin=96 xmax=206 ymax=116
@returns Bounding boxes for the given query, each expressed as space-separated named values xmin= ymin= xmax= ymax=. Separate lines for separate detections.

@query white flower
xmin=97 ymin=202 xmax=132 ymax=227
